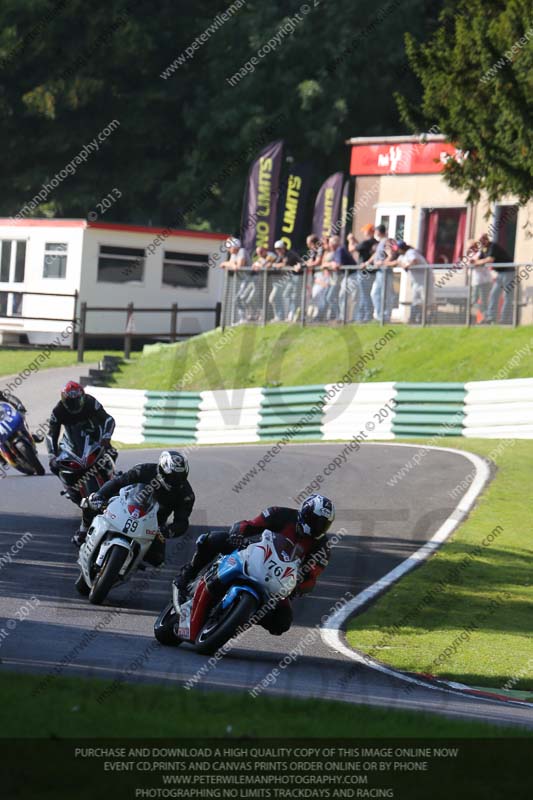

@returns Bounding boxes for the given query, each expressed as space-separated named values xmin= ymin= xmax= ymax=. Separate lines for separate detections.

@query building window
xmin=11 ymin=292 xmax=23 ymax=316
xmin=14 ymin=241 xmax=26 ymax=282
xmin=162 ymin=251 xmax=209 ymax=289
xmin=43 ymin=242 xmax=68 ymax=278
xmin=0 ymin=292 xmax=7 ymax=316
xmin=97 ymin=245 xmax=145 ymax=283
xmin=0 ymin=240 xmax=27 ymax=283
xmin=0 ymin=241 xmax=11 ymax=282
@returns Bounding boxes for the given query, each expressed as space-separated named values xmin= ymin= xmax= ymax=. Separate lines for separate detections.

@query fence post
xmin=262 ymin=271 xmax=268 ymax=327
xmin=300 ymin=268 xmax=308 ymax=327
xmin=342 ymin=268 xmax=349 ymax=325
xmin=466 ymin=266 xmax=473 ymax=327
xmin=124 ymin=302 xmax=134 ymax=359
xmin=513 ymin=264 xmax=520 ymax=327
xmin=170 ymin=303 xmax=178 ymax=342
xmin=71 ymin=290 xmax=78 ymax=350
xmin=77 ymin=302 xmax=87 ymax=363
xmin=215 ymin=301 xmax=222 ymax=329
xmin=380 ymin=269 xmax=386 ymax=326
xmin=220 ymin=270 xmax=227 ymax=332
xmin=422 ymin=268 xmax=429 ymax=327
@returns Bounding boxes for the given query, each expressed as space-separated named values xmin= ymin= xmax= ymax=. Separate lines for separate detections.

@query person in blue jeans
xmin=352 ymin=225 xmax=377 ymax=322
xmin=365 ymin=224 xmax=394 ymax=321
xmin=473 ymin=234 xmax=514 ymax=324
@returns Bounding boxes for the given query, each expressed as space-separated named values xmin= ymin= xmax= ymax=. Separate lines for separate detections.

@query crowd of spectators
xmin=221 ymin=227 xmax=515 ymax=325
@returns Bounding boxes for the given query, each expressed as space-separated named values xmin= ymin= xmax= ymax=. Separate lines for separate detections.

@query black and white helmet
xmin=298 ymin=494 xmax=335 ymax=539
xmin=157 ymin=450 xmax=189 ymax=490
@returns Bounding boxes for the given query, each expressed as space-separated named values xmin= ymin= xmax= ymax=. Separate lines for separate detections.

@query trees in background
xmin=398 ymin=0 xmax=533 ymax=204
xmin=0 ymin=0 xmax=442 ymax=230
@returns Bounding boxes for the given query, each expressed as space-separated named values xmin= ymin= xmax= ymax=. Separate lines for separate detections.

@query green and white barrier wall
xmin=87 ymin=378 xmax=533 ymax=445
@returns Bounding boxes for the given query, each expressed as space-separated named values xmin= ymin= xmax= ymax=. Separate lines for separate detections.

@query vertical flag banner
xmin=339 ymin=179 xmax=350 ymax=241
xmin=312 ymin=172 xmax=344 ymax=241
xmin=241 ymin=140 xmax=284 ymax=255
xmin=275 ymin=162 xmax=312 ymax=250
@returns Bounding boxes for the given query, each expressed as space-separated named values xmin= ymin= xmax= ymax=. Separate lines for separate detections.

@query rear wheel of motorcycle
xmin=75 ymin=572 xmax=90 ymax=596
xmin=15 ymin=440 xmax=45 ymax=476
xmin=195 ymin=592 xmax=258 ymax=656
xmin=154 ymin=602 xmax=182 ymax=646
xmin=89 ymin=545 xmax=128 ymax=605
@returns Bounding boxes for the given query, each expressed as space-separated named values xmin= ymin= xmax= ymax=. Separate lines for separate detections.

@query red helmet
xmin=61 ymin=381 xmax=85 ymax=413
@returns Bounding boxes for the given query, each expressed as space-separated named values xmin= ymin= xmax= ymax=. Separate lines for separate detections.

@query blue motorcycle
xmin=0 ymin=401 xmax=44 ymax=476
xmin=154 ymin=530 xmax=300 ymax=655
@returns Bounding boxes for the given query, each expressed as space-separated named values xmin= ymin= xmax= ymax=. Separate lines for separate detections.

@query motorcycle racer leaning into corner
xmin=176 ymin=494 xmax=335 ymax=636
xmin=79 ymin=450 xmax=195 ymax=564
xmin=48 ymin=382 xmax=117 ymax=474
xmin=0 ymin=388 xmax=44 ymax=466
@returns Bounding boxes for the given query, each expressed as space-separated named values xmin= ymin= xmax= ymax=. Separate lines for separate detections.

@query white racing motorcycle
xmin=76 ymin=483 xmax=161 ymax=605
xmin=154 ymin=530 xmax=301 ymax=655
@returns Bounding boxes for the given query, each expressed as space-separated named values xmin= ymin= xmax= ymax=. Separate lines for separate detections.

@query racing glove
xmin=227 ymin=531 xmax=250 ymax=550
xmin=87 ymin=492 xmax=105 ymax=512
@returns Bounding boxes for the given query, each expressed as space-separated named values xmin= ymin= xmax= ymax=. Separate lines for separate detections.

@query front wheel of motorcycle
xmin=17 ymin=440 xmax=45 ymax=475
xmin=154 ymin=602 xmax=182 ymax=646
xmin=195 ymin=592 xmax=258 ymax=656
xmin=89 ymin=545 xmax=128 ymax=605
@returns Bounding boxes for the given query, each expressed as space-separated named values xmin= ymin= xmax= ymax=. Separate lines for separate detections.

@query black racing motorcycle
xmin=46 ymin=421 xmax=117 ymax=506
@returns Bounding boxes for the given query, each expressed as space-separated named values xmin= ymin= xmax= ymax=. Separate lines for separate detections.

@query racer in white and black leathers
xmin=83 ymin=451 xmax=195 ymax=563
xmin=176 ymin=495 xmax=335 ymax=635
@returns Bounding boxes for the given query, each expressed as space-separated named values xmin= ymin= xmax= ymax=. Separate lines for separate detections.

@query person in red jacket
xmin=176 ymin=494 xmax=335 ymax=635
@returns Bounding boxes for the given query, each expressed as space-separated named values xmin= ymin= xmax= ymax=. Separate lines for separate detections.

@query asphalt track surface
xmin=1 ymin=441 xmax=532 ymax=730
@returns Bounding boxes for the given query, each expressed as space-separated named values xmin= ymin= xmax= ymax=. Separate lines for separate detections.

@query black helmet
xmin=298 ymin=494 xmax=335 ymax=539
xmin=157 ymin=450 xmax=189 ymax=490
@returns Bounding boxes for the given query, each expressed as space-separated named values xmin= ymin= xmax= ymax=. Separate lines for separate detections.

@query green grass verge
xmin=0 ymin=673 xmax=526 ymax=738
xmin=109 ymin=324 xmax=533 ymax=391
xmin=347 ymin=438 xmax=533 ymax=693
xmin=0 ymin=349 xmax=124 ymax=378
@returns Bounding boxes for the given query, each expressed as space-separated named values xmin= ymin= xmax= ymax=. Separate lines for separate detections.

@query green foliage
xmin=0 ymin=0 xmax=443 ymax=230
xmin=397 ymin=0 xmax=533 ymax=203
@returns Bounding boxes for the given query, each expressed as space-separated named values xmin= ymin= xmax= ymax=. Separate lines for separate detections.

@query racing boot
xmin=175 ymin=533 xmax=213 ymax=604
xmin=71 ymin=527 xmax=87 ymax=547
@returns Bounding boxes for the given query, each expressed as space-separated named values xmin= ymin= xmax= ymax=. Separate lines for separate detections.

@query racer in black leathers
xmin=48 ymin=392 xmax=116 ymax=474
xmin=81 ymin=452 xmax=195 ymax=563
xmin=176 ymin=495 xmax=335 ymax=636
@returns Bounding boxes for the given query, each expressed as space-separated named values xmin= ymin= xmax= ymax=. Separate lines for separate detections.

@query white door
xmin=375 ymin=206 xmax=412 ymax=322
xmin=374 ymin=206 xmax=412 ymax=241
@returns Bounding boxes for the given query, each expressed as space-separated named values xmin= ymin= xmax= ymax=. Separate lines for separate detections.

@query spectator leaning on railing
xmin=465 ymin=238 xmax=492 ymax=323
xmin=352 ymin=224 xmax=377 ymax=323
xmin=365 ymin=224 xmax=394 ymax=322
xmin=221 ymin=237 xmax=250 ymax=324
xmin=395 ymin=240 xmax=435 ymax=324
xmin=473 ymin=233 xmax=513 ymax=324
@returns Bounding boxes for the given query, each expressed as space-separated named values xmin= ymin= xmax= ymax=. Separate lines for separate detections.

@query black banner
xmin=312 ymin=172 xmax=344 ymax=241
xmin=275 ymin=162 xmax=312 ymax=251
xmin=241 ymin=139 xmax=284 ymax=256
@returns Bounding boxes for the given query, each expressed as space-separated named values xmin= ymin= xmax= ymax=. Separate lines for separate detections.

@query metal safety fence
xmin=221 ymin=264 xmax=533 ymax=328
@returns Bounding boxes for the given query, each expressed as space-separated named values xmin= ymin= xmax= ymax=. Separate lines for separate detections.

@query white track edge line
xmin=320 ymin=442 xmax=506 ymax=700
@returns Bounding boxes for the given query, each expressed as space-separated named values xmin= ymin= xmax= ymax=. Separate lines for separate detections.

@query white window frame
xmin=0 ymin=239 xmax=27 ymax=284
xmin=43 ymin=242 xmax=68 ymax=279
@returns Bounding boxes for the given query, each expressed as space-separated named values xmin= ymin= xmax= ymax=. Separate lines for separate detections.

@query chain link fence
xmin=221 ymin=265 xmax=533 ymax=328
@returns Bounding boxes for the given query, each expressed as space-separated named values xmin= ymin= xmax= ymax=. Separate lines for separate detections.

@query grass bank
xmin=109 ymin=325 xmax=533 ymax=391
xmin=0 ymin=349 xmax=120 ymax=378
xmin=347 ymin=438 xmax=533 ymax=694
xmin=0 ymin=672 xmax=525 ymax=738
